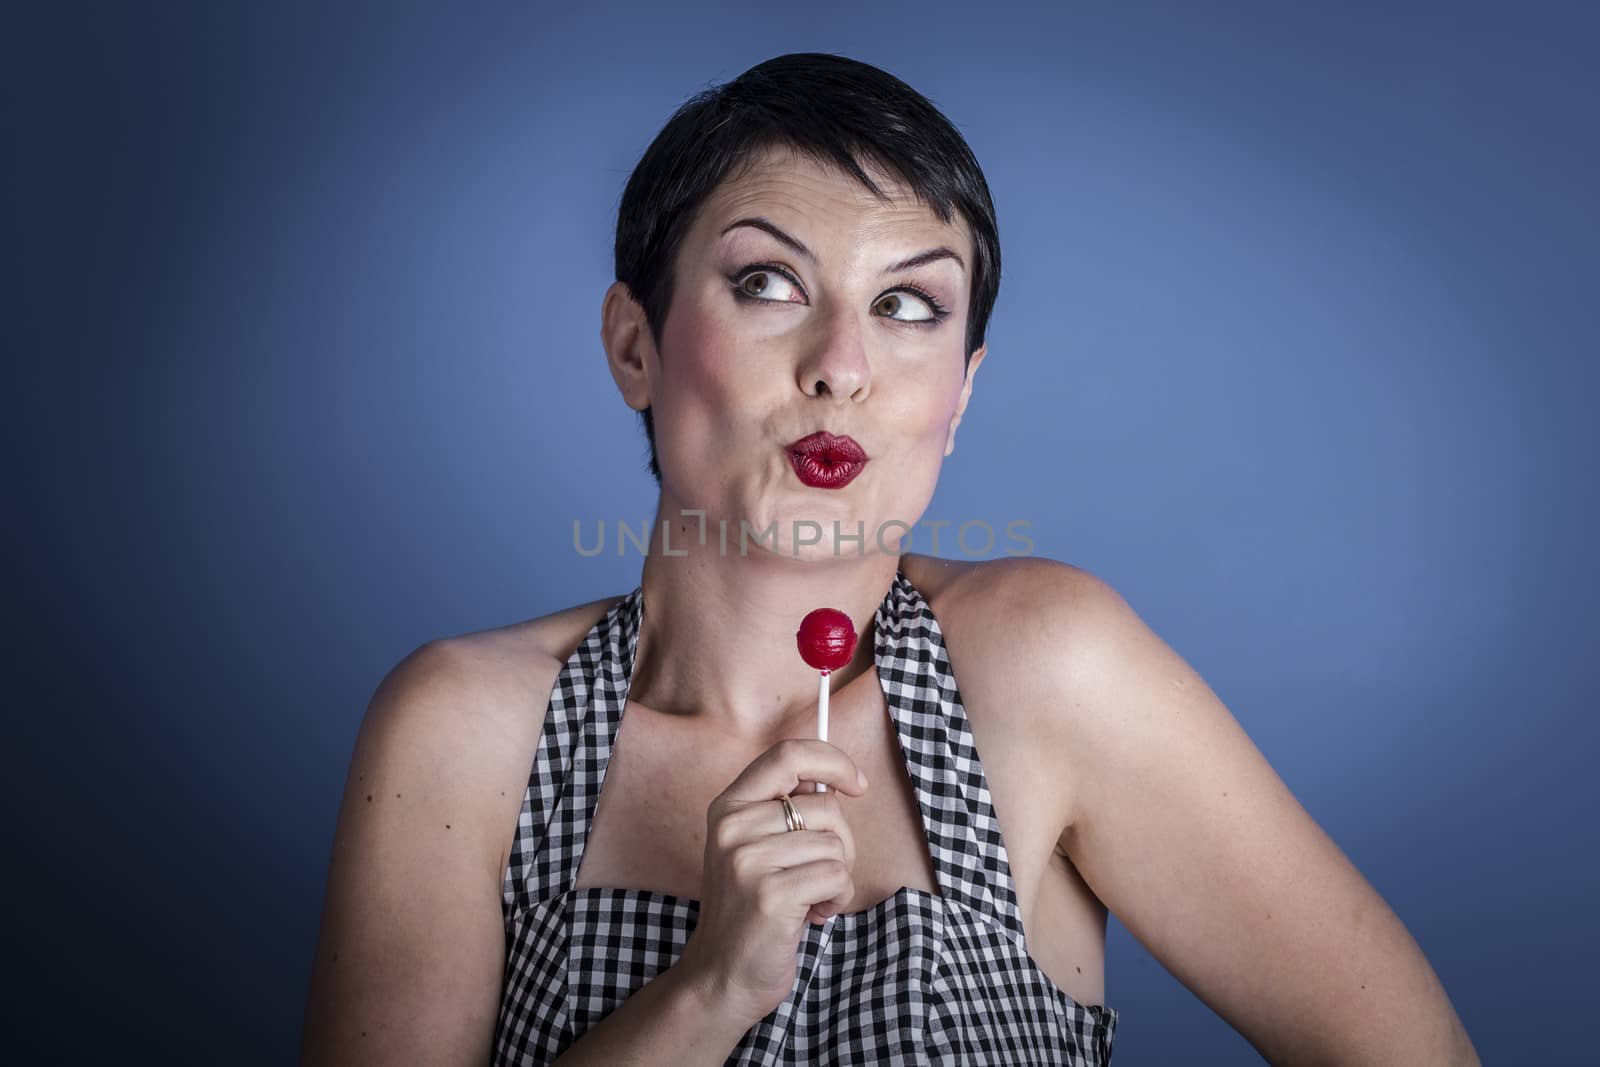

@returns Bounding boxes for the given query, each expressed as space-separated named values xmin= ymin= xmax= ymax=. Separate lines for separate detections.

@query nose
xmin=795 ymin=301 xmax=871 ymax=403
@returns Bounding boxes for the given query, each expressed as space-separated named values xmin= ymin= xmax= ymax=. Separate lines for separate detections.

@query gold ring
xmin=778 ymin=792 xmax=805 ymax=833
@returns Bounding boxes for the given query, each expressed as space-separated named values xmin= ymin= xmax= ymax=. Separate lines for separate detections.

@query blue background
xmin=8 ymin=2 xmax=1596 ymax=1062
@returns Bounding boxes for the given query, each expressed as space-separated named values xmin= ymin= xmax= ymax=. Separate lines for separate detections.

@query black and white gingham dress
xmin=493 ymin=567 xmax=1119 ymax=1064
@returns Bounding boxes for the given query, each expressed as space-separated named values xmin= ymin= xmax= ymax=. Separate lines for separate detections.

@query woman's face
xmin=612 ymin=144 xmax=985 ymax=561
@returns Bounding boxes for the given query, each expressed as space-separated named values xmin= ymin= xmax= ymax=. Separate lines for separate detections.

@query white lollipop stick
xmin=816 ymin=669 xmax=830 ymax=794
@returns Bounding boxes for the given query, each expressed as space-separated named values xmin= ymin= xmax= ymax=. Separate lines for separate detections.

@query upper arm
xmin=1025 ymin=562 xmax=1478 ymax=1066
xmin=300 ymin=639 xmax=544 ymax=1066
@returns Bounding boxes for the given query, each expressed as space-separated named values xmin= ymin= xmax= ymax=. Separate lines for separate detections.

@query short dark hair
xmin=613 ymin=52 xmax=1002 ymax=483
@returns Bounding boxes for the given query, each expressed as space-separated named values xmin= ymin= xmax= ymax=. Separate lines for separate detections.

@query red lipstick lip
xmin=785 ymin=431 xmax=869 ymax=489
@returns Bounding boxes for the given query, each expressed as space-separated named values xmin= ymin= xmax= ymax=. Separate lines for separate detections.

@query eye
xmin=730 ymin=266 xmax=805 ymax=304
xmin=874 ymin=287 xmax=947 ymax=324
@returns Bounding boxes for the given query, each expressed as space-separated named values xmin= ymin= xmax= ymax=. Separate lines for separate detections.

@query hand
xmin=675 ymin=738 xmax=869 ymax=1027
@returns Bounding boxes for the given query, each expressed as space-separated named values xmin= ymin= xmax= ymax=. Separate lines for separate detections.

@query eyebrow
xmin=719 ymin=215 xmax=966 ymax=275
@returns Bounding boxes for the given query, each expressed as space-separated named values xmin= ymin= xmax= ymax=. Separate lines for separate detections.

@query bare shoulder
xmin=409 ymin=592 xmax=634 ymax=866
xmin=385 ymin=592 xmax=629 ymax=770
xmin=908 ymin=554 xmax=1479 ymax=1063
xmin=899 ymin=553 xmax=1116 ymax=699
xmin=477 ymin=592 xmax=636 ymax=665
xmin=899 ymin=552 xmax=1107 ymax=649
xmin=300 ymin=591 xmax=630 ymax=1063
xmin=899 ymin=553 xmax=1117 ymax=823
xmin=418 ymin=593 xmax=634 ymax=737
xmin=909 ymin=552 xmax=1153 ymax=714
xmin=909 ymin=555 xmax=1476 ymax=1059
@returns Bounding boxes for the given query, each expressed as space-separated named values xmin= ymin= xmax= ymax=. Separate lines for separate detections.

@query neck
xmin=630 ymin=496 xmax=901 ymax=745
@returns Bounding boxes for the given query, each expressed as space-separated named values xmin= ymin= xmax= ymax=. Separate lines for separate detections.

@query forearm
xmin=552 ymin=962 xmax=755 ymax=1066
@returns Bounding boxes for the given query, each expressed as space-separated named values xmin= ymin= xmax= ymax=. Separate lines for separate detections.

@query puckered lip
xmin=784 ymin=431 xmax=869 ymax=464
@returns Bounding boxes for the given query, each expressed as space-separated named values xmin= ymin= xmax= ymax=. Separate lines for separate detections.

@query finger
xmin=743 ymin=828 xmax=849 ymax=874
xmin=784 ymin=793 xmax=855 ymax=870
xmin=721 ymin=792 xmax=851 ymax=863
xmin=724 ymin=738 xmax=868 ymax=806
xmin=776 ymin=857 xmax=853 ymax=916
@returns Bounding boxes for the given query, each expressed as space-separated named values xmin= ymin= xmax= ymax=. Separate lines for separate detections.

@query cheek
xmin=656 ymin=297 xmax=747 ymax=411
xmin=902 ymin=367 xmax=965 ymax=443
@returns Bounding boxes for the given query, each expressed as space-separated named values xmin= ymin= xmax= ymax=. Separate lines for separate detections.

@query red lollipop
xmin=798 ymin=607 xmax=857 ymax=798
xmin=797 ymin=608 xmax=858 ymax=672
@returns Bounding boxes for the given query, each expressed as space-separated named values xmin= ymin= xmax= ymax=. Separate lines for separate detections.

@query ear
xmin=944 ymin=344 xmax=987 ymax=456
xmin=601 ymin=281 xmax=655 ymax=412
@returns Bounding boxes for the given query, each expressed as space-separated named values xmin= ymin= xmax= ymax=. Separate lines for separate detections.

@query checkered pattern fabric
xmin=493 ymin=568 xmax=1118 ymax=1064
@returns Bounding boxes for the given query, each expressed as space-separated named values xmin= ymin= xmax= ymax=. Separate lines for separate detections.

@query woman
xmin=301 ymin=54 xmax=1478 ymax=1065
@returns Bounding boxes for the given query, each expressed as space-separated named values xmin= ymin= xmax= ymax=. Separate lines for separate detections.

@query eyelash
xmin=726 ymin=263 xmax=951 ymax=326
